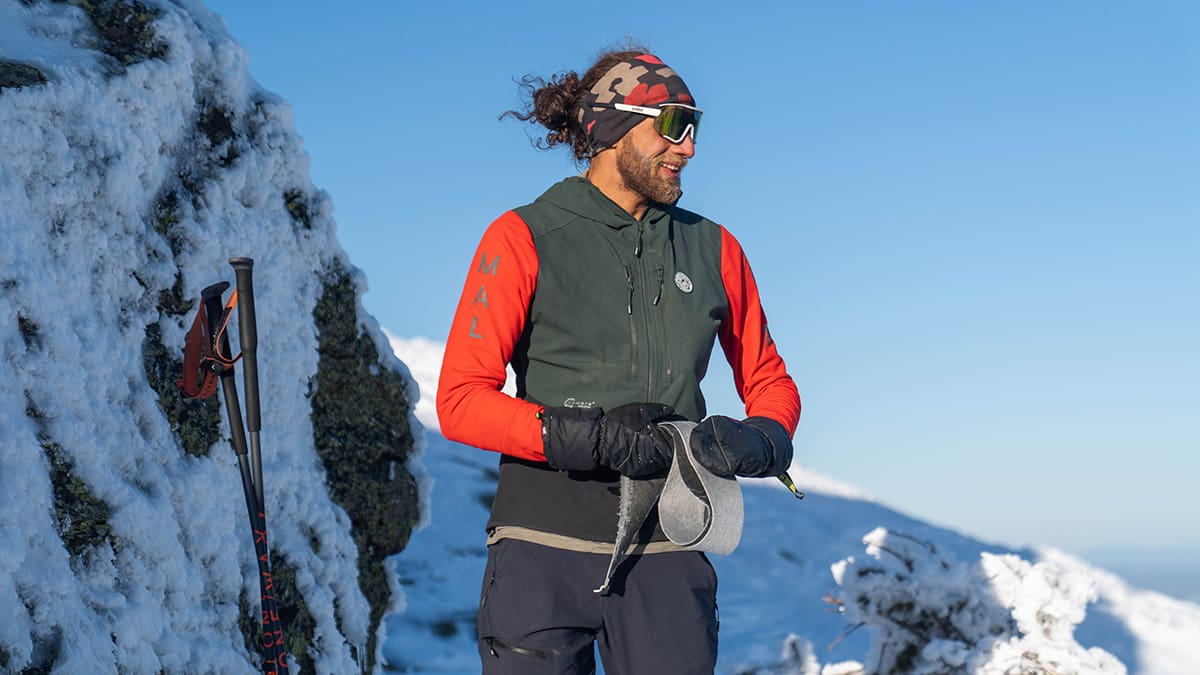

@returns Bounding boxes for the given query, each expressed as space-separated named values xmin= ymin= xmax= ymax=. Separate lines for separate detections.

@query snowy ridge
xmin=1035 ymin=547 xmax=1200 ymax=674
xmin=382 ymin=336 xmax=1200 ymax=674
xmin=1 ymin=1 xmax=419 ymax=672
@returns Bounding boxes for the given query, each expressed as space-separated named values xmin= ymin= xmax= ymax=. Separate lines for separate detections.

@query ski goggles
xmin=607 ymin=102 xmax=702 ymax=143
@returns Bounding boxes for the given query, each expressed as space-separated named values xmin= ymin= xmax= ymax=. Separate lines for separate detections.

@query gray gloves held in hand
xmin=689 ymin=415 xmax=793 ymax=478
xmin=540 ymin=402 xmax=676 ymax=478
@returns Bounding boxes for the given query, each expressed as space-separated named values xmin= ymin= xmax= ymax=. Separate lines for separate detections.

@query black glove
xmin=540 ymin=403 xmax=675 ymax=478
xmin=689 ymin=416 xmax=793 ymax=478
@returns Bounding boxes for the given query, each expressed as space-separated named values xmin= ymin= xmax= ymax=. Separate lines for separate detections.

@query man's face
xmin=615 ymin=118 xmax=696 ymax=206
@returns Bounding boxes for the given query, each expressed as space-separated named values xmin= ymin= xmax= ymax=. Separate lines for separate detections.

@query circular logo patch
xmin=674 ymin=272 xmax=693 ymax=293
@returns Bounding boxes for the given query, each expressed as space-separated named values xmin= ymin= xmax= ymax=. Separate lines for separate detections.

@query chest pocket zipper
xmin=624 ymin=265 xmax=637 ymax=374
xmin=652 ymin=266 xmax=672 ymax=379
xmin=624 ymin=265 xmax=634 ymax=315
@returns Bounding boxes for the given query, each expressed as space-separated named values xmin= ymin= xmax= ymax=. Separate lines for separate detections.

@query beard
xmin=616 ymin=141 xmax=683 ymax=205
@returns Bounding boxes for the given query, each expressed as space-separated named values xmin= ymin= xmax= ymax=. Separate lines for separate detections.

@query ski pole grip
xmin=229 ymin=257 xmax=261 ymax=433
xmin=200 ymin=282 xmax=232 ymax=360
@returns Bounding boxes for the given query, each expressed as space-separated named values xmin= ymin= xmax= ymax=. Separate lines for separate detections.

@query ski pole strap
xmin=210 ymin=289 xmax=242 ymax=369
xmin=176 ymin=288 xmax=241 ymax=399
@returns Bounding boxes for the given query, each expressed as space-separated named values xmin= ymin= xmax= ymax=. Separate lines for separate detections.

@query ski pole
xmin=230 ymin=257 xmax=264 ymax=512
xmin=201 ymin=281 xmax=289 ymax=674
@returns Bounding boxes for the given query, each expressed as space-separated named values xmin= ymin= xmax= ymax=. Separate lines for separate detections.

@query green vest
xmin=514 ymin=176 xmax=727 ymax=419
xmin=489 ymin=177 xmax=731 ymax=543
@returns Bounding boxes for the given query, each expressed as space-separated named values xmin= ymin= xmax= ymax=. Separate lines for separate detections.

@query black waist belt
xmin=485 ymin=455 xmax=669 ymax=544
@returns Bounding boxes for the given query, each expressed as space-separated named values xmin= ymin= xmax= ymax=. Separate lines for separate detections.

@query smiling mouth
xmin=660 ymin=162 xmax=685 ymax=177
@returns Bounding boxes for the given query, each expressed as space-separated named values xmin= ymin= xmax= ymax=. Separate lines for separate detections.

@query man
xmin=437 ymin=48 xmax=800 ymax=674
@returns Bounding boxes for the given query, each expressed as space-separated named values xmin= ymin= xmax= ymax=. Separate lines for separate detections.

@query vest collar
xmin=539 ymin=176 xmax=676 ymax=229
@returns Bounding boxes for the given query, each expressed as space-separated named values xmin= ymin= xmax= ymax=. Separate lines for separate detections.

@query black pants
xmin=477 ymin=539 xmax=719 ymax=674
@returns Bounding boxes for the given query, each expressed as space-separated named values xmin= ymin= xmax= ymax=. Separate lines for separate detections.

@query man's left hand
xmin=688 ymin=416 xmax=793 ymax=478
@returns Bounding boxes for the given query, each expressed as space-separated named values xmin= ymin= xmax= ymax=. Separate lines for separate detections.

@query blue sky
xmin=203 ymin=1 xmax=1199 ymax=565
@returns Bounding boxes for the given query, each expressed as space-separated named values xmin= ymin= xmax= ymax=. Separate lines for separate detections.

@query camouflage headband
xmin=579 ymin=54 xmax=696 ymax=155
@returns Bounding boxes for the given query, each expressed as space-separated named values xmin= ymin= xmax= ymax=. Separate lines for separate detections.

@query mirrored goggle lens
xmin=655 ymin=106 xmax=701 ymax=143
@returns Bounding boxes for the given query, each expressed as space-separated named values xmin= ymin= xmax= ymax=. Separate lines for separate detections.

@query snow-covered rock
xmin=830 ymin=527 xmax=1125 ymax=674
xmin=1 ymin=1 xmax=420 ymax=672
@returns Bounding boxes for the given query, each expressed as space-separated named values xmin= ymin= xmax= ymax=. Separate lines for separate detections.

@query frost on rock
xmin=0 ymin=0 xmax=419 ymax=672
xmin=829 ymin=528 xmax=1126 ymax=675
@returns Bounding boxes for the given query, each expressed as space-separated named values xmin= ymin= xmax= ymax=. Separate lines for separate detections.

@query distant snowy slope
xmin=384 ymin=332 xmax=446 ymax=434
xmin=383 ymin=336 xmax=1200 ymax=675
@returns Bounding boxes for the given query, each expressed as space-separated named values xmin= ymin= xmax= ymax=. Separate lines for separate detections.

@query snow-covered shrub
xmin=829 ymin=528 xmax=1126 ymax=674
xmin=731 ymin=633 xmax=864 ymax=675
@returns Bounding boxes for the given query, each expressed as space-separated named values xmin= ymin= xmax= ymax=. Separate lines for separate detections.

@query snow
xmin=1 ymin=1 xmax=416 ymax=671
xmin=830 ymin=528 xmax=1125 ymax=673
xmin=0 ymin=2 xmax=98 ymax=75
xmin=386 ymin=331 xmax=517 ymax=435
xmin=381 ymin=335 xmax=1200 ymax=675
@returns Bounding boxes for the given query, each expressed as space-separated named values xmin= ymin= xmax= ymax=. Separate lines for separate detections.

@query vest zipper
xmin=655 ymin=266 xmax=672 ymax=379
xmin=637 ymin=243 xmax=656 ymax=398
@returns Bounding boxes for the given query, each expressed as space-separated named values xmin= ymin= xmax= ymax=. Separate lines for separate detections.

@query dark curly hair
xmin=502 ymin=43 xmax=651 ymax=161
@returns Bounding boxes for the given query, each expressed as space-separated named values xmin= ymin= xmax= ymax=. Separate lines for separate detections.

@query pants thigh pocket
xmin=476 ymin=541 xmax=597 ymax=674
xmin=477 ymin=542 xmax=555 ymax=661
xmin=477 ymin=541 xmax=502 ymax=639
xmin=482 ymin=634 xmax=595 ymax=675
xmin=483 ymin=635 xmax=550 ymax=660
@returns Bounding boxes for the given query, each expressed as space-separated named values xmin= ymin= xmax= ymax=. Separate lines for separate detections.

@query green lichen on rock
xmin=18 ymin=315 xmax=40 ymax=350
xmin=0 ymin=61 xmax=46 ymax=92
xmin=283 ymin=190 xmax=312 ymax=230
xmin=198 ymin=104 xmax=239 ymax=167
xmin=26 ymin=396 xmax=113 ymax=559
xmin=155 ymin=272 xmax=192 ymax=320
xmin=15 ymin=625 xmax=60 ymax=675
xmin=310 ymin=262 xmax=420 ymax=672
xmin=141 ymin=322 xmax=220 ymax=458
xmin=65 ymin=0 xmax=166 ymax=68
xmin=45 ymin=442 xmax=113 ymax=557
xmin=150 ymin=191 xmax=196 ymax=318
xmin=143 ymin=187 xmax=220 ymax=455
xmin=273 ymin=556 xmax=314 ymax=674
xmin=238 ymin=555 xmax=314 ymax=674
xmin=142 ymin=188 xmax=222 ymax=458
xmin=151 ymin=190 xmax=182 ymax=251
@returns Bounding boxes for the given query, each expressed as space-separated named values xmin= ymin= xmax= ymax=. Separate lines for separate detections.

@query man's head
xmin=578 ymin=53 xmax=701 ymax=156
xmin=504 ymin=47 xmax=701 ymax=214
xmin=504 ymin=47 xmax=701 ymax=162
xmin=588 ymin=54 xmax=699 ymax=209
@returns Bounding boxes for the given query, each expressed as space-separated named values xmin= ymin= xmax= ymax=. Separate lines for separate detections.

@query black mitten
xmin=688 ymin=415 xmax=793 ymax=478
xmin=540 ymin=402 xmax=675 ymax=478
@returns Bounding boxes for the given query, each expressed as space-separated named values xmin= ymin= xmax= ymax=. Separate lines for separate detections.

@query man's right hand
xmin=540 ymin=403 xmax=675 ymax=478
